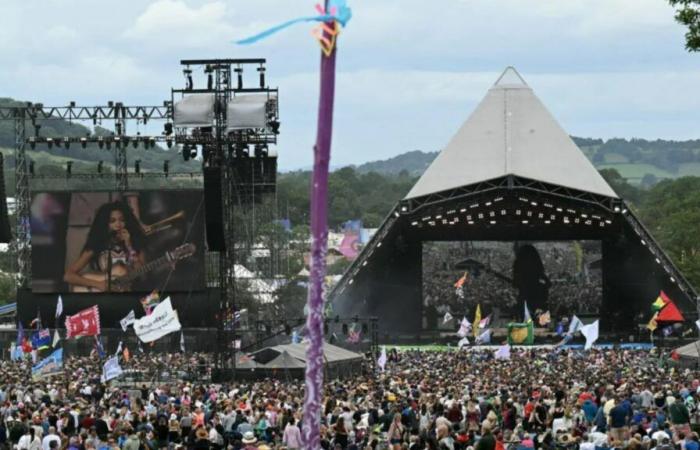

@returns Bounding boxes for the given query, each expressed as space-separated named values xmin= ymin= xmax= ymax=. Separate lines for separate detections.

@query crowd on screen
xmin=422 ymin=242 xmax=602 ymax=325
xmin=0 ymin=347 xmax=698 ymax=450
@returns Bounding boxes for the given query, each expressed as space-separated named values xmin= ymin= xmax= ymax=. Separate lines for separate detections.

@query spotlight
xmin=258 ymin=66 xmax=266 ymax=88
xmin=135 ymin=159 xmax=141 ymax=174
xmin=66 ymin=161 xmax=72 ymax=177
xmin=235 ymin=67 xmax=243 ymax=89
xmin=97 ymin=137 xmax=104 ymax=149
xmin=105 ymin=139 xmax=112 ymax=150
xmin=190 ymin=145 xmax=198 ymax=159
xmin=132 ymin=137 xmax=139 ymax=149
xmin=54 ymin=138 xmax=61 ymax=148
xmin=63 ymin=138 xmax=70 ymax=149
xmin=207 ymin=73 xmax=213 ymax=90
xmin=148 ymin=137 xmax=156 ymax=149
xmin=163 ymin=160 xmax=169 ymax=176
xmin=29 ymin=161 xmax=35 ymax=175
xmin=97 ymin=161 xmax=103 ymax=174
xmin=268 ymin=120 xmax=280 ymax=135
xmin=166 ymin=138 xmax=173 ymax=149
xmin=29 ymin=137 xmax=36 ymax=150
xmin=182 ymin=144 xmax=191 ymax=162
xmin=46 ymin=138 xmax=53 ymax=149
xmin=164 ymin=123 xmax=173 ymax=136
xmin=80 ymin=137 xmax=87 ymax=149
xmin=183 ymin=68 xmax=193 ymax=90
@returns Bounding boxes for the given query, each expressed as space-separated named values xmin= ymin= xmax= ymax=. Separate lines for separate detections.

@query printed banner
xmin=31 ymin=348 xmax=63 ymax=380
xmin=101 ymin=356 xmax=123 ymax=382
xmin=120 ymin=310 xmax=136 ymax=332
xmin=133 ymin=297 xmax=182 ymax=343
xmin=65 ymin=306 xmax=100 ymax=338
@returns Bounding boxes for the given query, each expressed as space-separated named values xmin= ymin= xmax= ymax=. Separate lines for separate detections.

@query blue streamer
xmin=236 ymin=0 xmax=351 ymax=45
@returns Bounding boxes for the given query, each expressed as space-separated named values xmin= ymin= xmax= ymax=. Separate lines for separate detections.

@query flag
xmin=55 ymin=296 xmax=63 ymax=318
xmin=479 ymin=315 xmax=491 ymax=329
xmin=31 ymin=348 xmax=63 ymax=380
xmin=52 ymin=330 xmax=60 ymax=348
xmin=123 ymin=347 xmax=131 ymax=362
xmin=346 ymin=327 xmax=361 ymax=344
xmin=457 ymin=317 xmax=471 ymax=338
xmin=647 ymin=312 xmax=659 ymax=332
xmin=16 ymin=321 xmax=24 ymax=346
xmin=652 ymin=296 xmax=666 ymax=311
xmin=377 ymin=347 xmax=387 ymax=372
xmin=494 ymin=345 xmax=511 ymax=360
xmin=568 ymin=315 xmax=583 ymax=335
xmin=133 ymin=297 xmax=182 ymax=343
xmin=662 ymin=325 xmax=673 ymax=337
xmin=695 ymin=318 xmax=700 ymax=333
xmin=291 ymin=330 xmax=301 ymax=344
xmin=458 ymin=336 xmax=469 ymax=348
xmin=655 ymin=291 xmax=685 ymax=322
xmin=524 ymin=302 xmax=532 ymax=323
xmin=120 ymin=310 xmax=136 ymax=332
xmin=137 ymin=340 xmax=143 ymax=353
xmin=443 ymin=311 xmax=453 ymax=324
xmin=140 ymin=290 xmax=160 ymax=315
xmin=101 ymin=356 xmax=123 ymax=382
xmin=115 ymin=341 xmax=123 ymax=356
xmin=94 ymin=335 xmax=106 ymax=359
xmin=21 ymin=337 xmax=32 ymax=353
xmin=31 ymin=329 xmax=51 ymax=350
xmin=508 ymin=322 xmax=534 ymax=345
xmin=476 ymin=328 xmax=491 ymax=344
xmin=338 ymin=230 xmax=360 ymax=260
xmin=539 ymin=311 xmax=551 ymax=327
xmin=180 ymin=332 xmax=185 ymax=352
xmin=454 ymin=272 xmax=468 ymax=289
xmin=473 ymin=305 xmax=481 ymax=338
xmin=580 ymin=320 xmax=599 ymax=350
xmin=11 ymin=343 xmax=23 ymax=361
xmin=30 ymin=315 xmax=41 ymax=329
xmin=65 ymin=306 xmax=100 ymax=338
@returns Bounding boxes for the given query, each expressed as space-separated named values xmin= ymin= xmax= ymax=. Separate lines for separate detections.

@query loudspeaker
xmin=0 ymin=154 xmax=11 ymax=243
xmin=203 ymin=166 xmax=225 ymax=251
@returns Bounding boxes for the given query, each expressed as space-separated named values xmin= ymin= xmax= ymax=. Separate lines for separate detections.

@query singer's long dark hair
xmin=83 ymin=200 xmax=146 ymax=257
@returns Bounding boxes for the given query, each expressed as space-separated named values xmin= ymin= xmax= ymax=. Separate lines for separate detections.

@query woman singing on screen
xmin=64 ymin=200 xmax=146 ymax=292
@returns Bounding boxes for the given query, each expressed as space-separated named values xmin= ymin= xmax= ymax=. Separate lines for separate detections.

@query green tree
xmin=669 ymin=0 xmax=700 ymax=51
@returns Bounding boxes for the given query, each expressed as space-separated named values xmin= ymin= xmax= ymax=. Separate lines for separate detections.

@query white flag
xmin=494 ymin=344 xmax=511 ymax=360
xmin=377 ymin=347 xmax=387 ymax=372
xmin=102 ymin=356 xmax=123 ymax=382
xmin=120 ymin=310 xmax=136 ymax=332
xmin=133 ymin=298 xmax=181 ymax=343
xmin=180 ymin=332 xmax=185 ymax=353
xmin=55 ymin=295 xmax=63 ymax=318
xmin=52 ymin=330 xmax=60 ymax=348
xmin=695 ymin=318 xmax=700 ymax=333
xmin=580 ymin=320 xmax=599 ymax=350
xmin=457 ymin=318 xmax=471 ymax=338
xmin=568 ymin=315 xmax=583 ymax=335
xmin=458 ymin=336 xmax=470 ymax=348
xmin=477 ymin=328 xmax=492 ymax=344
xmin=524 ymin=302 xmax=532 ymax=323
xmin=443 ymin=312 xmax=453 ymax=324
xmin=115 ymin=341 xmax=123 ymax=356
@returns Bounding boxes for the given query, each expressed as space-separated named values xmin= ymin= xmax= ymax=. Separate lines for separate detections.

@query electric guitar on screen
xmin=70 ymin=243 xmax=196 ymax=293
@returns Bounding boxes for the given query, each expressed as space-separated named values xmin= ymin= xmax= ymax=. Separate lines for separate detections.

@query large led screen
xmin=422 ymin=241 xmax=602 ymax=328
xmin=31 ymin=190 xmax=206 ymax=293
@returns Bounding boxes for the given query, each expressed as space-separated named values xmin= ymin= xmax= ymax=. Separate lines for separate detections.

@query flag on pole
xmin=120 ymin=310 xmax=136 ymax=332
xmin=180 ymin=332 xmax=185 ymax=352
xmin=568 ymin=315 xmax=583 ymax=335
xmin=538 ymin=311 xmax=551 ymax=326
xmin=65 ymin=306 xmax=100 ymax=338
xmin=52 ymin=330 xmax=60 ymax=348
xmin=442 ymin=312 xmax=453 ymax=324
xmin=476 ymin=328 xmax=491 ymax=344
xmin=94 ymin=335 xmax=106 ymax=359
xmin=454 ymin=272 xmax=468 ymax=289
xmin=655 ymin=291 xmax=685 ymax=322
xmin=291 ymin=330 xmax=301 ymax=344
xmin=494 ymin=345 xmax=511 ymax=360
xmin=524 ymin=302 xmax=532 ymax=323
xmin=647 ymin=312 xmax=659 ymax=331
xmin=101 ymin=356 xmax=123 ymax=382
xmin=31 ymin=329 xmax=51 ymax=350
xmin=115 ymin=341 xmax=123 ymax=356
xmin=580 ymin=320 xmax=599 ymax=350
xmin=458 ymin=336 xmax=469 ymax=348
xmin=479 ymin=315 xmax=491 ymax=329
xmin=377 ymin=347 xmax=387 ymax=372
xmin=457 ymin=317 xmax=471 ymax=338
xmin=473 ymin=304 xmax=481 ymax=338
xmin=508 ymin=322 xmax=534 ymax=345
xmin=695 ymin=318 xmax=700 ymax=333
xmin=55 ymin=296 xmax=63 ymax=319
xmin=16 ymin=322 xmax=24 ymax=346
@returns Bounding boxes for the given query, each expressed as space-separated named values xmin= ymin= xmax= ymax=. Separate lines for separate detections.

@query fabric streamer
xmin=236 ymin=3 xmax=351 ymax=449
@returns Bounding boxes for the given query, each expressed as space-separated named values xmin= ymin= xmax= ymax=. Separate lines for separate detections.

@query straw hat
xmin=242 ymin=431 xmax=257 ymax=444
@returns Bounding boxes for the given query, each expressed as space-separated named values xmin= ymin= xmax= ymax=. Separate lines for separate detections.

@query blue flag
xmin=556 ymin=322 xmax=565 ymax=336
xmin=31 ymin=329 xmax=51 ymax=350
xmin=31 ymin=348 xmax=63 ymax=380
xmin=16 ymin=322 xmax=24 ymax=346
xmin=95 ymin=335 xmax=106 ymax=358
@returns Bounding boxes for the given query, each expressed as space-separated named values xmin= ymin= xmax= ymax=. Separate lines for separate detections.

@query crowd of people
xmin=422 ymin=241 xmax=602 ymax=327
xmin=0 ymin=346 xmax=698 ymax=450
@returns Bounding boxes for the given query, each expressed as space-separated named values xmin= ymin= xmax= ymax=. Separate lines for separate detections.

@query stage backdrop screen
xmin=421 ymin=241 xmax=602 ymax=329
xmin=31 ymin=190 xmax=205 ymax=293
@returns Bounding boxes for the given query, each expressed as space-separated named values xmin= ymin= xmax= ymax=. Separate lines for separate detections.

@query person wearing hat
xmin=193 ymin=426 xmax=209 ymax=450
xmin=241 ymin=431 xmax=257 ymax=450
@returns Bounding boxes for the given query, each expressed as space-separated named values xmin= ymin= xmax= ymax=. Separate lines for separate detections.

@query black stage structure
xmin=330 ymin=68 xmax=699 ymax=338
xmin=0 ymin=58 xmax=280 ymax=376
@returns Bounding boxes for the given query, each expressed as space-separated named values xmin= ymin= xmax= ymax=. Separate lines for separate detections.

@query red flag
xmin=21 ymin=337 xmax=32 ymax=353
xmin=656 ymin=291 xmax=685 ymax=322
xmin=671 ymin=350 xmax=681 ymax=361
xmin=65 ymin=305 xmax=101 ymax=338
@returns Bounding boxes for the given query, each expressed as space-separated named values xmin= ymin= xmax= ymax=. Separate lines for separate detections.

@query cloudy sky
xmin=1 ymin=0 xmax=698 ymax=170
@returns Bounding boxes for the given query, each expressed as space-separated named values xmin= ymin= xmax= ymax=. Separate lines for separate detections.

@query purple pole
xmin=302 ymin=17 xmax=337 ymax=450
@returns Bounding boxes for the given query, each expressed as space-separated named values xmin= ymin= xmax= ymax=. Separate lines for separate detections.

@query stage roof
xmin=405 ymin=67 xmax=618 ymax=200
